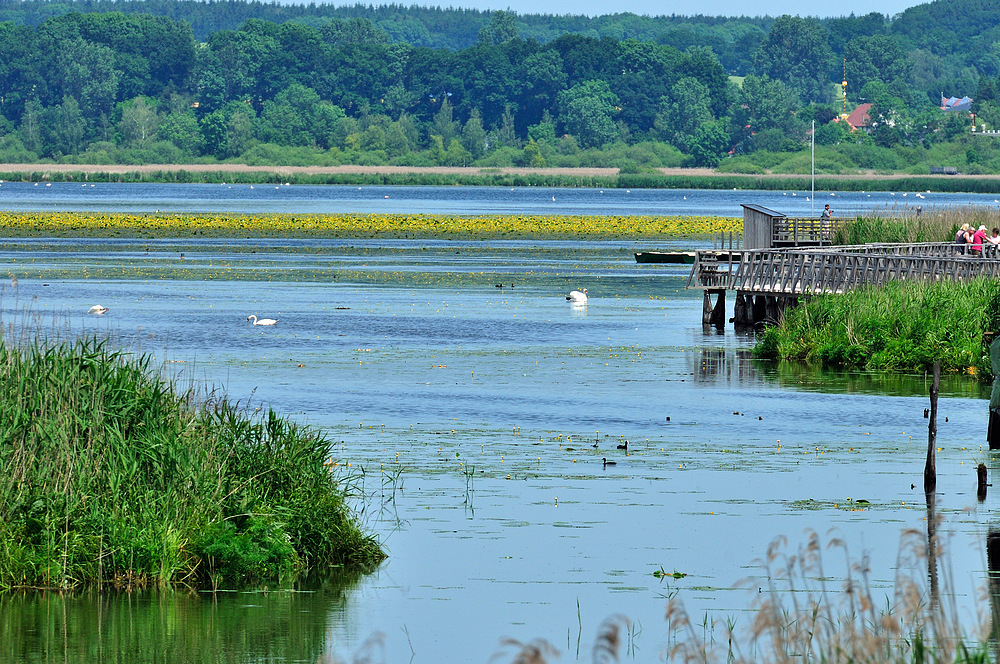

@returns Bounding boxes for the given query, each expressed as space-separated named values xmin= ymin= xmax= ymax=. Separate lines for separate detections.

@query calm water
xmin=1 ymin=190 xmax=999 ymax=662
xmin=0 ymin=180 xmax=998 ymax=216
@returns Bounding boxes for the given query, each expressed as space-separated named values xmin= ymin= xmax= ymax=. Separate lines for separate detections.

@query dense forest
xmin=3 ymin=0 xmax=1000 ymax=173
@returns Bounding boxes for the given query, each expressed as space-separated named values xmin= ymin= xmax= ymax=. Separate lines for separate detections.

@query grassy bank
xmin=7 ymin=166 xmax=1000 ymax=191
xmin=753 ymin=278 xmax=999 ymax=378
xmin=0 ymin=336 xmax=385 ymax=590
xmin=0 ymin=211 xmax=740 ymax=239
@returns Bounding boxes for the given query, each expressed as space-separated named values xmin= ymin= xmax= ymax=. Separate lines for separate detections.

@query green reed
xmin=0 ymin=336 xmax=385 ymax=591
xmin=835 ymin=205 xmax=1000 ymax=245
xmin=754 ymin=278 xmax=999 ymax=378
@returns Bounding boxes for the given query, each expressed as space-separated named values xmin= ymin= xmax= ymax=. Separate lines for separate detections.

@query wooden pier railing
xmin=771 ymin=217 xmax=849 ymax=246
xmin=688 ymin=243 xmax=1000 ymax=295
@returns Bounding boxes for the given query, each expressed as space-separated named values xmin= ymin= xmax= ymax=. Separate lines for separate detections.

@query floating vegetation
xmin=0 ymin=211 xmax=739 ymax=240
xmin=653 ymin=567 xmax=687 ymax=579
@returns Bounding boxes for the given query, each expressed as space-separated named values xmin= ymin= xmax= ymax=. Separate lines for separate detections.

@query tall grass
xmin=0 ymin=335 xmax=385 ymax=590
xmin=753 ymin=278 xmax=999 ymax=378
xmin=836 ymin=206 xmax=1000 ymax=245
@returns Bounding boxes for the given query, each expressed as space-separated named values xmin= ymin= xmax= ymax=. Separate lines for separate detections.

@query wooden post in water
xmin=988 ymin=334 xmax=1000 ymax=449
xmin=708 ymin=289 xmax=726 ymax=328
xmin=925 ymin=361 xmax=940 ymax=494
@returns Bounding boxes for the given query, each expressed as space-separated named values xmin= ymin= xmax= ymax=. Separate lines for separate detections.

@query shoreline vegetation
xmin=0 ymin=335 xmax=385 ymax=591
xmin=757 ymin=208 xmax=1000 ymax=380
xmin=753 ymin=278 xmax=999 ymax=378
xmin=6 ymin=164 xmax=1000 ymax=192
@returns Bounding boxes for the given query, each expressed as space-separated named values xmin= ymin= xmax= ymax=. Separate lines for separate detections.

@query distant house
xmin=846 ymin=103 xmax=872 ymax=132
xmin=941 ymin=96 xmax=973 ymax=112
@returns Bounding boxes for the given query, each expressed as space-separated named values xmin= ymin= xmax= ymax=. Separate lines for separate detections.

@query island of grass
xmin=0 ymin=336 xmax=385 ymax=590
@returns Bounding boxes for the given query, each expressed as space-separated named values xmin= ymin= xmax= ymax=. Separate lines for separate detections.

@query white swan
xmin=566 ymin=289 xmax=588 ymax=303
xmin=247 ymin=314 xmax=278 ymax=326
xmin=88 ymin=305 xmax=109 ymax=315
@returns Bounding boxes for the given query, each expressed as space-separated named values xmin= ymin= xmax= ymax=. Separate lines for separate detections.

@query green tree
xmin=491 ymin=108 xmax=520 ymax=149
xmin=431 ymin=97 xmax=459 ymax=147
xmin=319 ymin=18 xmax=390 ymax=46
xmin=160 ymin=111 xmax=203 ymax=154
xmin=523 ymin=137 xmax=545 ymax=167
xmin=18 ymin=98 xmax=43 ymax=155
xmin=47 ymin=96 xmax=87 ymax=155
xmin=256 ymin=84 xmax=345 ymax=148
xmin=688 ymin=119 xmax=730 ymax=167
xmin=814 ymin=119 xmax=851 ymax=145
xmin=461 ymin=108 xmax=487 ymax=159
xmin=199 ymin=109 xmax=227 ymax=156
xmin=225 ymin=108 xmax=255 ymax=157
xmin=117 ymin=97 xmax=159 ymax=148
xmin=731 ymin=74 xmax=803 ymax=149
xmin=527 ymin=111 xmax=557 ymax=145
xmin=752 ymin=15 xmax=834 ymax=103
xmin=516 ymin=50 xmax=567 ymax=128
xmin=860 ymin=80 xmax=908 ymax=147
xmin=653 ymin=77 xmax=713 ymax=153
xmin=477 ymin=10 xmax=518 ymax=45
xmin=843 ymin=35 xmax=910 ymax=94
xmin=56 ymin=37 xmax=120 ymax=121
xmin=557 ymin=80 xmax=620 ymax=149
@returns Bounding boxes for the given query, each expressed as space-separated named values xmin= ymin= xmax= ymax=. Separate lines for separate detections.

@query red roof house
xmin=846 ymin=103 xmax=872 ymax=131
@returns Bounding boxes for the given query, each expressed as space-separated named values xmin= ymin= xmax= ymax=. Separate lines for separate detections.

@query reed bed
xmin=0 ymin=211 xmax=740 ymax=239
xmin=753 ymin=278 xmax=999 ymax=377
xmin=0 ymin=335 xmax=384 ymax=590
xmin=835 ymin=205 xmax=1000 ymax=245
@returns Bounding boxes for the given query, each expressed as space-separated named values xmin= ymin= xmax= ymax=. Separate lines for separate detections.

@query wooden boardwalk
xmin=687 ymin=242 xmax=1000 ymax=327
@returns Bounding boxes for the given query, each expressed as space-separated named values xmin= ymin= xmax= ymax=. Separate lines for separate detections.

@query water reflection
xmin=692 ymin=347 xmax=760 ymax=385
xmin=0 ymin=574 xmax=360 ymax=663
xmin=761 ymin=361 xmax=987 ymax=399
xmin=686 ymin=348 xmax=988 ymax=399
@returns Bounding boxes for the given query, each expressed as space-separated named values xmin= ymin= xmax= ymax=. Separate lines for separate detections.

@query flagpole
xmin=811 ymin=120 xmax=815 ymax=217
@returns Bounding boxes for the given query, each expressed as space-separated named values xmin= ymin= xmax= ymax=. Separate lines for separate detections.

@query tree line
xmin=0 ymin=0 xmax=998 ymax=171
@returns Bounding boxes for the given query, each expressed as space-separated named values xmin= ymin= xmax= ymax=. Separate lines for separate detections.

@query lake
xmin=0 ymin=187 xmax=997 ymax=663
xmin=1 ymin=180 xmax=999 ymax=216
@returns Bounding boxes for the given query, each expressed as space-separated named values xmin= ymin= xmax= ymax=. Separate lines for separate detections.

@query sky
xmin=319 ymin=0 xmax=929 ymax=18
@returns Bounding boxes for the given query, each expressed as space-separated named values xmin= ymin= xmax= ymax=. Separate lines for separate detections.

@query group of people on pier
xmin=955 ymin=223 xmax=1000 ymax=257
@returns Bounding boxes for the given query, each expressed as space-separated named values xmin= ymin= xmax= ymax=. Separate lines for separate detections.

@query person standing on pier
xmin=988 ymin=228 xmax=1000 ymax=258
xmin=972 ymin=225 xmax=988 ymax=256
xmin=821 ymin=204 xmax=833 ymax=220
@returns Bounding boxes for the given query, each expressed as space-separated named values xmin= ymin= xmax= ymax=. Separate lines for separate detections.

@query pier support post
xmin=765 ymin=296 xmax=782 ymax=325
xmin=733 ymin=291 xmax=752 ymax=328
xmin=709 ymin=290 xmax=726 ymax=328
xmin=752 ymin=296 xmax=766 ymax=325
xmin=702 ymin=291 xmax=713 ymax=325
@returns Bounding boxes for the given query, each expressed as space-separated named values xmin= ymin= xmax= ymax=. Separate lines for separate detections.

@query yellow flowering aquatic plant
xmin=0 ymin=212 xmax=739 ymax=239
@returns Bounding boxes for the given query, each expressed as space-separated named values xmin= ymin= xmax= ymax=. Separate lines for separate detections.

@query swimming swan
xmin=88 ymin=305 xmax=109 ymax=315
xmin=566 ymin=289 xmax=588 ymax=303
xmin=247 ymin=314 xmax=278 ymax=326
